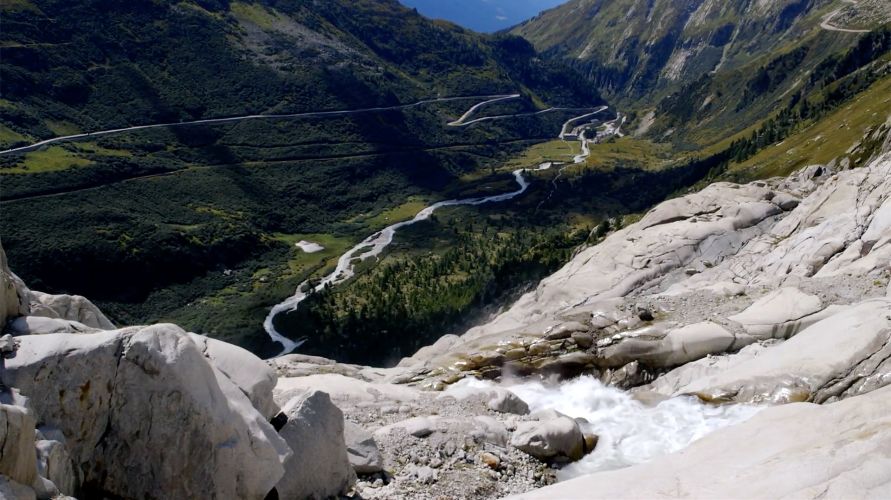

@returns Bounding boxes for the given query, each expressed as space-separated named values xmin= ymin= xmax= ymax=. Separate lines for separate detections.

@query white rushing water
xmin=447 ymin=377 xmax=761 ymax=480
xmin=507 ymin=377 xmax=760 ymax=480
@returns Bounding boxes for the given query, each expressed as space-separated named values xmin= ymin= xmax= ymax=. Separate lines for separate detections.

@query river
xmin=264 ymin=108 xmax=611 ymax=355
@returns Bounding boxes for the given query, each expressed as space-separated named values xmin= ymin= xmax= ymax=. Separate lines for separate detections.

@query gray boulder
xmin=4 ymin=325 xmax=289 ymax=500
xmin=510 ymin=415 xmax=585 ymax=462
xmin=34 ymin=432 xmax=77 ymax=498
xmin=276 ymin=391 xmax=356 ymax=499
xmin=28 ymin=291 xmax=114 ymax=330
xmin=487 ymin=389 xmax=530 ymax=415
xmin=771 ymin=192 xmax=800 ymax=211
xmin=344 ymin=421 xmax=384 ymax=474
xmin=375 ymin=416 xmax=438 ymax=438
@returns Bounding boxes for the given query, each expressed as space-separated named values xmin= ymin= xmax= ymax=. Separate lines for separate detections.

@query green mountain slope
xmin=513 ymin=0 xmax=890 ymax=101
xmin=0 ymin=0 xmax=605 ymax=355
xmin=514 ymin=0 xmax=891 ymax=161
xmin=1 ymin=0 xmax=598 ymax=144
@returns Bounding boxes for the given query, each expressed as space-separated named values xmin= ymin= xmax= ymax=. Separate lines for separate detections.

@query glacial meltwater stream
xmin=264 ymin=105 xmax=611 ymax=355
xmin=447 ymin=377 xmax=762 ymax=480
xmin=263 ymin=165 xmax=550 ymax=354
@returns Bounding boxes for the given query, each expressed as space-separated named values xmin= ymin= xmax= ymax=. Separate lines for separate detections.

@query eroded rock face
xmin=727 ymin=287 xmax=824 ymax=339
xmin=597 ymin=322 xmax=743 ymax=369
xmin=681 ymin=299 xmax=891 ymax=404
xmin=276 ymin=391 xmax=356 ymax=500
xmin=3 ymin=325 xmax=288 ymax=500
xmin=0 ymin=476 xmax=36 ymax=500
xmin=400 ymin=154 xmax=891 ymax=398
xmin=669 ymin=157 xmax=891 ymax=292
xmin=487 ymin=181 xmax=781 ymax=333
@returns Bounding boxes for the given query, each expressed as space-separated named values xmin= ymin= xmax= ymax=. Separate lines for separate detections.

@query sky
xmin=400 ymin=0 xmax=567 ymax=33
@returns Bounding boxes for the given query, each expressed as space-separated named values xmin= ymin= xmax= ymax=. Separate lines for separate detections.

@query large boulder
xmin=344 ymin=421 xmax=384 ymax=474
xmin=276 ymin=391 xmax=356 ymax=499
xmin=189 ymin=333 xmax=279 ymax=420
xmin=510 ymin=415 xmax=585 ymax=462
xmin=2 ymin=325 xmax=289 ymax=500
xmin=511 ymin=385 xmax=891 ymax=499
xmin=28 ymin=291 xmax=114 ymax=330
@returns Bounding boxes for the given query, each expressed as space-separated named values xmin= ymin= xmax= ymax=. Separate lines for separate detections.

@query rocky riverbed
xmin=1 ymin=143 xmax=889 ymax=499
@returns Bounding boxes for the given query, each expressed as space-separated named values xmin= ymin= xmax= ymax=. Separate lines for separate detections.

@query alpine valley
xmin=1 ymin=0 xmax=890 ymax=499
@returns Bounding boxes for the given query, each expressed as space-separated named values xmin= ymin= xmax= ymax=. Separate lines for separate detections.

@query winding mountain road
xmin=820 ymin=0 xmax=869 ymax=33
xmin=0 ymin=94 xmax=526 ymax=156
xmin=447 ymin=94 xmax=520 ymax=126
xmin=559 ymin=107 xmax=609 ymax=139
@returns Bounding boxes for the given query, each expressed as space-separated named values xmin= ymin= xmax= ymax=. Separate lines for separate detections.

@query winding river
xmin=264 ymin=106 xmax=611 ymax=355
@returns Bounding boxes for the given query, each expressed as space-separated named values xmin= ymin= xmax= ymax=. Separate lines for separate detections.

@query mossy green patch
xmin=230 ymin=1 xmax=281 ymax=29
xmin=71 ymin=141 xmax=132 ymax=157
xmin=44 ymin=120 xmax=82 ymax=136
xmin=2 ymin=146 xmax=93 ymax=174
xmin=580 ymin=137 xmax=674 ymax=171
xmin=0 ymin=124 xmax=28 ymax=147
xmin=271 ymin=232 xmax=354 ymax=281
xmin=502 ymin=139 xmax=580 ymax=170
xmin=0 ymin=0 xmax=40 ymax=13
xmin=353 ymin=198 xmax=430 ymax=229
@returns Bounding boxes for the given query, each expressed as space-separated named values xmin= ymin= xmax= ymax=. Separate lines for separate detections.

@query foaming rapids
xmin=455 ymin=376 xmax=762 ymax=480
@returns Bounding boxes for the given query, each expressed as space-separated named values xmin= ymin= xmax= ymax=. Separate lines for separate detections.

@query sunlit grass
xmin=2 ymin=146 xmax=93 ymax=174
